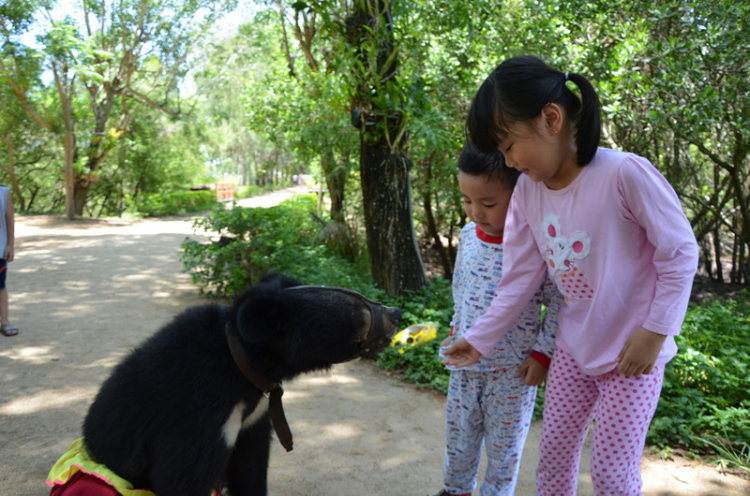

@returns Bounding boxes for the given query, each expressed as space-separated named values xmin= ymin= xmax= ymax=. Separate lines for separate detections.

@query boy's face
xmin=458 ymin=171 xmax=513 ymax=237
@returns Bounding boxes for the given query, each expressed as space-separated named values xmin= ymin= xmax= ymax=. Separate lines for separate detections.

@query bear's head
xmin=229 ymin=273 xmax=402 ymax=381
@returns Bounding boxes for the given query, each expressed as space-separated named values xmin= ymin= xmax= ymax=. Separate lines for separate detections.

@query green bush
xmin=134 ymin=190 xmax=219 ymax=217
xmin=181 ymin=194 xmax=375 ymax=298
xmin=376 ymin=276 xmax=454 ymax=394
xmin=648 ymin=294 xmax=750 ymax=463
xmin=234 ymin=184 xmax=279 ymax=200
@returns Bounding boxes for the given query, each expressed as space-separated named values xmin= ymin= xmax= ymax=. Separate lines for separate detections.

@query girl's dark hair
xmin=458 ymin=142 xmax=520 ymax=188
xmin=466 ymin=55 xmax=601 ymax=166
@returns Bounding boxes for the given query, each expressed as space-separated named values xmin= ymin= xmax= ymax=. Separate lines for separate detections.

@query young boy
xmin=0 ymin=184 xmax=17 ymax=337
xmin=435 ymin=144 xmax=560 ymax=496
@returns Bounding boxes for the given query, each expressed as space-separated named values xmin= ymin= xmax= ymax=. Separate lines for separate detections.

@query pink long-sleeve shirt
xmin=464 ymin=147 xmax=699 ymax=375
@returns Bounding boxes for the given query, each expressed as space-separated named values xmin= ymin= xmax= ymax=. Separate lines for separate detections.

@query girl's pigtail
xmin=567 ymin=72 xmax=601 ymax=166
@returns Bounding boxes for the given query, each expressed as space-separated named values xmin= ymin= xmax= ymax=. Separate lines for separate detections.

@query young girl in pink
xmin=444 ymin=55 xmax=699 ymax=495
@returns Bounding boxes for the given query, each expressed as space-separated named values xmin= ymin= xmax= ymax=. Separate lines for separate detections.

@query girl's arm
xmin=617 ymin=155 xmax=698 ymax=336
xmin=615 ymin=155 xmax=699 ymax=376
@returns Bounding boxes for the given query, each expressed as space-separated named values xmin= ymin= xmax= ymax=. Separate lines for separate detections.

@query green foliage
xmin=377 ymin=338 xmax=450 ymax=394
xmin=649 ymin=294 xmax=750 ymax=465
xmin=234 ymin=184 xmax=277 ymax=200
xmin=375 ymin=276 xmax=453 ymax=393
xmin=132 ymin=190 xmax=219 ymax=218
xmin=692 ymin=430 xmax=750 ymax=476
xmin=180 ymin=193 xmax=375 ymax=298
xmin=381 ymin=275 xmax=454 ymax=328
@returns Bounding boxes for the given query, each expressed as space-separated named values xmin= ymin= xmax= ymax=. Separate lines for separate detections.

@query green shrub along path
xmin=0 ymin=189 xmax=747 ymax=495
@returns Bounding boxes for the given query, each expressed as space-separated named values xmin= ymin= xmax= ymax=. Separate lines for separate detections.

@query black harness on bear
xmin=225 ymin=324 xmax=294 ymax=452
xmin=286 ymin=285 xmax=388 ymax=362
xmin=224 ymin=285 xmax=388 ymax=454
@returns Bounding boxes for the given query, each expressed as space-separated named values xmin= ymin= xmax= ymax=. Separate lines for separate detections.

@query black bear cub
xmin=49 ymin=273 xmax=401 ymax=496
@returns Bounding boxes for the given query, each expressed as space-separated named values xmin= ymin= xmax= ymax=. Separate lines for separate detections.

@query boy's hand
xmin=4 ymin=246 xmax=13 ymax=262
xmin=442 ymin=337 xmax=481 ymax=368
xmin=517 ymin=357 xmax=548 ymax=386
xmin=616 ymin=327 xmax=666 ymax=377
xmin=440 ymin=335 xmax=452 ymax=348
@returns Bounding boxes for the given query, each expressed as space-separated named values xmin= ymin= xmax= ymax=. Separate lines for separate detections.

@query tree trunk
xmin=359 ymin=143 xmax=426 ymax=296
xmin=53 ymin=62 xmax=77 ymax=220
xmin=322 ymin=154 xmax=346 ymax=223
xmin=712 ymin=226 xmax=723 ymax=283
xmin=420 ymin=158 xmax=454 ymax=279
xmin=74 ymin=182 xmax=90 ymax=216
xmin=348 ymin=0 xmax=426 ymax=296
xmin=63 ymin=132 xmax=76 ymax=219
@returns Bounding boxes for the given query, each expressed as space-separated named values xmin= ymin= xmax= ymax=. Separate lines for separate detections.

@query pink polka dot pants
xmin=536 ymin=348 xmax=664 ymax=496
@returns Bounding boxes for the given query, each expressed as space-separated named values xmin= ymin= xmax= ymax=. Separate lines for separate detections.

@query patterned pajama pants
xmin=536 ymin=348 xmax=664 ymax=496
xmin=443 ymin=368 xmax=537 ymax=496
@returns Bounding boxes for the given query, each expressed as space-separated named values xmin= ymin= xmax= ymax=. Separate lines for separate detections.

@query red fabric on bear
xmin=49 ymin=470 xmax=120 ymax=496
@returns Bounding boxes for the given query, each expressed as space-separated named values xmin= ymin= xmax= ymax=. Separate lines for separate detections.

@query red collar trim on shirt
xmin=475 ymin=225 xmax=503 ymax=244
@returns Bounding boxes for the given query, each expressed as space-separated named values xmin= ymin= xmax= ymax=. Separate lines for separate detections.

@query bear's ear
xmin=256 ymin=272 xmax=301 ymax=290
xmin=234 ymin=293 xmax=291 ymax=343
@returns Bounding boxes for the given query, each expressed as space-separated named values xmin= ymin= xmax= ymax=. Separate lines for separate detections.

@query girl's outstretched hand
xmin=615 ymin=327 xmax=666 ymax=377
xmin=442 ymin=337 xmax=481 ymax=368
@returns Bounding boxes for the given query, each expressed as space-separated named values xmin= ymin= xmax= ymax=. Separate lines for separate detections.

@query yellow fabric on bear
xmin=47 ymin=437 xmax=221 ymax=496
xmin=46 ymin=438 xmax=155 ymax=496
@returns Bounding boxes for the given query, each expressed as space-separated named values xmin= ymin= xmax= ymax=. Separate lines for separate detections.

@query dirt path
xmin=1 ymin=189 xmax=748 ymax=495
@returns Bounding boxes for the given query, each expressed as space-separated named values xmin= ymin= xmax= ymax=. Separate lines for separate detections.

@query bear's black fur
xmin=80 ymin=273 xmax=401 ymax=496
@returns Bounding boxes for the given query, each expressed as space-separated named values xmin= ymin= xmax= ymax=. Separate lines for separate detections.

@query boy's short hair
xmin=458 ymin=142 xmax=521 ymax=188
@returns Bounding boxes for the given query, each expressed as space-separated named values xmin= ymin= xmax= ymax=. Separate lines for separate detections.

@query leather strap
xmin=225 ymin=324 xmax=293 ymax=452
xmin=284 ymin=285 xmax=387 ymax=361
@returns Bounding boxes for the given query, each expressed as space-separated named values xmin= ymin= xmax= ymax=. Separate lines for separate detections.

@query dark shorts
xmin=0 ymin=259 xmax=6 ymax=290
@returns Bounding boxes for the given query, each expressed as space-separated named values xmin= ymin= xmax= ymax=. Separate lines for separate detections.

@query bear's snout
xmin=384 ymin=305 xmax=401 ymax=333
xmin=356 ymin=305 xmax=401 ymax=359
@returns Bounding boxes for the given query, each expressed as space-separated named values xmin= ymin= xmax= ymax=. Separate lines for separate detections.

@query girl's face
xmin=458 ymin=171 xmax=513 ymax=237
xmin=496 ymin=105 xmax=579 ymax=190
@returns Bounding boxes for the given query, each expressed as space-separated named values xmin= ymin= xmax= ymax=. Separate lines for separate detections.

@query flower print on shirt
xmin=542 ymin=213 xmax=594 ymax=299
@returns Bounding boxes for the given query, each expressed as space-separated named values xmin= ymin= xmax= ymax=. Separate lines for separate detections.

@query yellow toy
xmin=390 ymin=323 xmax=438 ymax=353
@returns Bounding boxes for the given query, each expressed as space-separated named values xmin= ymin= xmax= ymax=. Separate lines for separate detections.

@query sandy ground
xmin=1 ymin=188 xmax=748 ymax=496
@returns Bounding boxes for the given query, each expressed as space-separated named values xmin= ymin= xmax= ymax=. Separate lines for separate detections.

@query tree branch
xmin=123 ymin=87 xmax=181 ymax=116
xmin=0 ymin=59 xmax=53 ymax=131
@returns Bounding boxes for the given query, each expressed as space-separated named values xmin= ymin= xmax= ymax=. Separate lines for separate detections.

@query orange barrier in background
xmin=215 ymin=182 xmax=236 ymax=201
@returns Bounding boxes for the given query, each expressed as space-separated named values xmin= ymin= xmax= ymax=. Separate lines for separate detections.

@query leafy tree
xmin=561 ymin=0 xmax=750 ymax=283
xmin=190 ymin=18 xmax=280 ymax=189
xmin=400 ymin=1 xmax=513 ymax=278
xmin=1 ymin=0 xmax=237 ymax=219
xmin=636 ymin=1 xmax=750 ymax=283
xmin=0 ymin=16 xmax=57 ymax=212
xmin=245 ymin=4 xmax=359 ymax=222
xmin=340 ymin=0 xmax=428 ymax=295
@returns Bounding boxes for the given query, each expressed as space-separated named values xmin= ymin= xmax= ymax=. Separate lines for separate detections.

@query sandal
xmin=1 ymin=324 xmax=18 ymax=337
